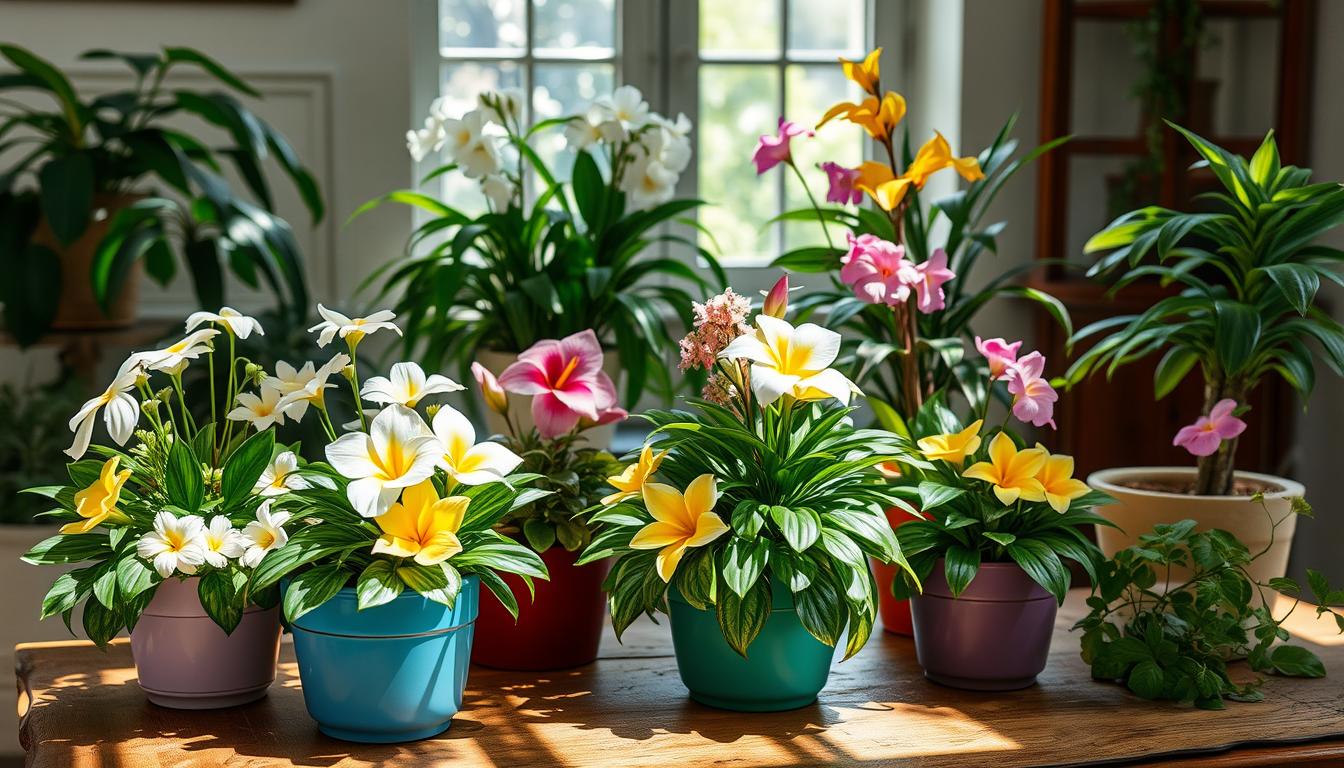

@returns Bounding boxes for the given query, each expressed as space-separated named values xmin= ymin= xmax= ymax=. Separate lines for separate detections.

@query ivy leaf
xmin=1269 ymin=645 xmax=1325 ymax=678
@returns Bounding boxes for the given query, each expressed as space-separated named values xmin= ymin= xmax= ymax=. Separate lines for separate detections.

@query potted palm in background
xmin=1069 ymin=126 xmax=1344 ymax=581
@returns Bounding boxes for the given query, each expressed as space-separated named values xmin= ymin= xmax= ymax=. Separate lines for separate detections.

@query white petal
xmin=749 ymin=365 xmax=799 ymax=408
xmin=431 ymin=405 xmax=476 ymax=459
xmin=346 ymin=476 xmax=398 ymax=518
xmin=325 ymin=432 xmax=374 ymax=479
xmin=65 ymin=412 xmax=97 ymax=460
xmin=795 ymin=368 xmax=861 ymax=404
xmin=790 ymin=322 xmax=843 ymax=371
xmin=103 ymin=393 xmax=140 ymax=445
xmin=719 ymin=334 xmax=772 ymax=364
xmin=462 ymin=442 xmax=523 ymax=478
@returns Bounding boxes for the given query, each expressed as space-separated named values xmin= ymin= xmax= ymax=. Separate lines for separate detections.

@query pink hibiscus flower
xmin=911 ymin=248 xmax=955 ymax=313
xmin=840 ymin=233 xmax=917 ymax=306
xmin=498 ymin=329 xmax=617 ymax=439
xmin=1173 ymin=399 xmax=1247 ymax=457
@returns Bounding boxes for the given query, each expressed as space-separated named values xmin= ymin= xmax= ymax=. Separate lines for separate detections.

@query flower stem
xmin=788 ymin=161 xmax=833 ymax=249
xmin=348 ymin=341 xmax=368 ymax=432
xmin=207 ymin=340 xmax=218 ymax=462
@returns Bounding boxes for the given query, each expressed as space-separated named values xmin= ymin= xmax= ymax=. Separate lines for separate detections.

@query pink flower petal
xmin=532 ymin=392 xmax=582 ymax=439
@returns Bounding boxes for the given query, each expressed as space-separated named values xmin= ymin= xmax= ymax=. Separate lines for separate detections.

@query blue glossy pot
xmin=286 ymin=576 xmax=479 ymax=743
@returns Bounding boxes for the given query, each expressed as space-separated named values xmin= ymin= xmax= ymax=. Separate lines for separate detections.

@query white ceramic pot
xmin=474 ymin=349 xmax=624 ymax=449
xmin=1087 ymin=467 xmax=1302 ymax=583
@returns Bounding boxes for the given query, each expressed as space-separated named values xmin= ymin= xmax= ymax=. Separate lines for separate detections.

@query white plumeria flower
xmin=227 ymin=386 xmax=287 ymax=431
xmin=457 ymin=134 xmax=501 ymax=179
xmin=309 ymin=305 xmax=401 ymax=348
xmin=659 ymin=131 xmax=692 ymax=174
xmin=273 ymin=354 xmax=350 ymax=419
xmin=623 ymin=157 xmax=679 ymax=208
xmin=440 ymin=109 xmax=488 ymax=156
xmin=720 ymin=315 xmax=861 ymax=407
xmin=481 ymin=173 xmax=516 ymax=211
xmin=361 ymin=362 xmax=463 ymax=408
xmin=138 ymin=329 xmax=219 ymax=373
xmin=325 ymin=404 xmax=441 ymax=517
xmin=200 ymin=515 xmax=246 ymax=568
xmin=136 ymin=512 xmax=207 ymax=578
xmin=430 ymin=405 xmax=523 ymax=485
xmin=564 ymin=114 xmax=602 ymax=151
xmin=66 ymin=356 xmax=142 ymax=459
xmin=406 ymin=116 xmax=446 ymax=162
xmin=597 ymin=85 xmax=649 ymax=130
xmin=438 ymin=109 xmax=500 ymax=178
xmin=253 ymin=451 xmax=311 ymax=497
xmin=240 ymin=502 xmax=291 ymax=568
xmin=184 ymin=307 xmax=264 ymax=339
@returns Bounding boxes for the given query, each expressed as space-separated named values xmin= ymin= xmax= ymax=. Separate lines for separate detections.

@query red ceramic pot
xmin=471 ymin=544 xmax=611 ymax=670
xmin=870 ymin=506 xmax=920 ymax=636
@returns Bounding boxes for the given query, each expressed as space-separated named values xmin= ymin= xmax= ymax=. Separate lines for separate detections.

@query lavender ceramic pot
xmin=129 ymin=576 xmax=283 ymax=709
xmin=910 ymin=560 xmax=1057 ymax=691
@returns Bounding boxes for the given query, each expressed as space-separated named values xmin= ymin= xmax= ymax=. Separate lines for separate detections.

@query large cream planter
xmin=474 ymin=349 xmax=624 ymax=449
xmin=1087 ymin=467 xmax=1301 ymax=583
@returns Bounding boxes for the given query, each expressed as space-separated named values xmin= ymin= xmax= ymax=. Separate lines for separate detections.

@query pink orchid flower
xmin=752 ymin=118 xmax=812 ymax=175
xmin=1006 ymin=351 xmax=1058 ymax=430
xmin=498 ymin=329 xmax=617 ymax=439
xmin=762 ymin=274 xmax=790 ymax=318
xmin=975 ymin=336 xmax=1023 ymax=380
xmin=821 ymin=161 xmax=863 ymax=205
xmin=911 ymin=248 xmax=955 ymax=314
xmin=1173 ymin=399 xmax=1247 ymax=457
xmin=840 ymin=233 xmax=917 ymax=306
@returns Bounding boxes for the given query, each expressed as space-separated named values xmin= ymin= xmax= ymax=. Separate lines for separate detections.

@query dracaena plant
xmin=888 ymin=342 xmax=1113 ymax=605
xmin=757 ymin=48 xmax=1070 ymax=428
xmin=1067 ymin=125 xmax=1344 ymax=495
xmin=360 ymin=85 xmax=723 ymax=410
xmin=0 ymin=44 xmax=323 ymax=344
xmin=578 ymin=282 xmax=920 ymax=658
xmin=19 ymin=308 xmax=304 ymax=645
xmin=242 ymin=305 xmax=550 ymax=622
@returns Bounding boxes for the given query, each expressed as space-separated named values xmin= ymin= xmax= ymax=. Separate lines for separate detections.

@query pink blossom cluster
xmin=839 ymin=233 xmax=955 ymax=313
xmin=679 ymin=288 xmax=751 ymax=372
xmin=975 ymin=336 xmax=1059 ymax=430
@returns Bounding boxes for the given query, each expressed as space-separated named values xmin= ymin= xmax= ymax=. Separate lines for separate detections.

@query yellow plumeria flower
xmin=917 ymin=420 xmax=984 ymax=465
xmin=1034 ymin=444 xmax=1091 ymax=513
xmin=855 ymin=133 xmax=984 ymax=211
xmin=629 ymin=474 xmax=730 ymax=582
xmin=818 ymin=92 xmax=905 ymax=143
xmin=63 ymin=456 xmax=132 ymax=534
xmin=719 ymin=315 xmax=860 ymax=407
xmin=602 ymin=446 xmax=667 ymax=506
xmin=963 ymin=433 xmax=1047 ymax=506
xmin=371 ymin=480 xmax=468 ymax=566
xmin=840 ymin=48 xmax=882 ymax=95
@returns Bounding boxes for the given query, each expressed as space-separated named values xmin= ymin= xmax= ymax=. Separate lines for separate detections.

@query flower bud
xmin=245 ymin=362 xmax=266 ymax=385
xmin=425 ymin=403 xmax=442 ymax=419
xmin=762 ymin=274 xmax=790 ymax=318
xmin=155 ymin=387 xmax=174 ymax=404
xmin=471 ymin=361 xmax=509 ymax=416
xmin=341 ymin=364 xmax=357 ymax=383
xmin=140 ymin=399 xmax=160 ymax=416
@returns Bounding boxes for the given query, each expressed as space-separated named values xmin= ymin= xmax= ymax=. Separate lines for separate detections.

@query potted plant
xmin=1078 ymin=500 xmax=1343 ymax=709
xmin=244 ymin=307 xmax=550 ymax=744
xmin=467 ymin=332 xmax=625 ymax=670
xmin=757 ymin=47 xmax=1071 ymax=635
xmin=1068 ymin=126 xmax=1344 ymax=581
xmin=19 ymin=308 xmax=295 ymax=708
xmin=358 ymin=85 xmax=722 ymax=427
xmin=579 ymin=282 xmax=919 ymax=712
xmin=0 ymin=44 xmax=323 ymax=344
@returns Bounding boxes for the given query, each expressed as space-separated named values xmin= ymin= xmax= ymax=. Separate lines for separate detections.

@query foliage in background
xmin=1078 ymin=503 xmax=1344 ymax=709
xmin=1068 ymin=127 xmax=1344 ymax=495
xmin=0 ymin=44 xmax=323 ymax=344
xmin=0 ymin=376 xmax=89 ymax=525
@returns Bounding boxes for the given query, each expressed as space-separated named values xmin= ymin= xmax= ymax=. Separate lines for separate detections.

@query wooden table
xmin=15 ymin=590 xmax=1344 ymax=767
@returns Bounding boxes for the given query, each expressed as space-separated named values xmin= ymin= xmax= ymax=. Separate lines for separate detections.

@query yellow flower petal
xmin=629 ymin=521 xmax=689 ymax=550
xmin=683 ymin=474 xmax=717 ymax=517
xmin=371 ymin=534 xmax=420 ymax=559
xmin=684 ymin=512 xmax=730 ymax=548
xmin=643 ymin=482 xmax=692 ymax=528
xmin=654 ymin=541 xmax=690 ymax=583
xmin=414 ymin=530 xmax=463 ymax=565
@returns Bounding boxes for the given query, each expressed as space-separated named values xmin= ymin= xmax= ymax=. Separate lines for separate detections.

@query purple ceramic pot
xmin=129 ymin=576 xmax=283 ymax=709
xmin=910 ymin=560 xmax=1057 ymax=691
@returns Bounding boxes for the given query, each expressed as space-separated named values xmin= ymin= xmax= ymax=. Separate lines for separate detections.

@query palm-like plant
xmin=1067 ymin=124 xmax=1344 ymax=495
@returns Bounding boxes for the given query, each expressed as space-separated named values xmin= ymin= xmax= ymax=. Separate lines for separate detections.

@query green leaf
xmin=1153 ymin=346 xmax=1200 ymax=400
xmin=1269 ymin=645 xmax=1325 ymax=678
xmin=165 ymin=439 xmax=204 ymax=512
xmin=81 ymin=598 xmax=122 ymax=648
xmin=720 ymin=537 xmax=769 ymax=599
xmin=397 ymin=562 xmax=458 ymax=607
xmin=1248 ymin=130 xmax=1279 ymax=186
xmin=1127 ymin=659 xmax=1166 ymax=699
xmin=1213 ymin=300 xmax=1261 ymax=375
xmin=356 ymin=560 xmax=404 ymax=610
xmin=92 ymin=566 xmax=117 ymax=609
xmin=1259 ymin=263 xmax=1320 ymax=316
xmin=522 ymin=518 xmax=557 ymax=553
xmin=943 ymin=545 xmax=980 ymax=596
xmin=4 ymin=243 xmax=62 ymax=346
xmin=0 ymin=44 xmax=83 ymax=136
xmin=715 ymin=577 xmax=771 ymax=657
xmin=982 ymin=531 xmax=1016 ymax=547
xmin=23 ymin=533 xmax=110 ymax=565
xmin=794 ymin=573 xmax=844 ymax=647
xmin=115 ymin=555 xmax=157 ymax=599
xmin=220 ymin=429 xmax=274 ymax=510
xmin=38 ymin=153 xmax=94 ymax=245
xmin=282 ymin=563 xmax=349 ymax=622
xmin=163 ymin=46 xmax=261 ymax=97
xmin=1006 ymin=539 xmax=1070 ymax=603
xmin=769 ymin=505 xmax=821 ymax=553
xmin=198 ymin=570 xmax=243 ymax=634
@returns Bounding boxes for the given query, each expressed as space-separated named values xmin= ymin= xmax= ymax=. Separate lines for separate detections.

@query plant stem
xmin=788 ymin=161 xmax=833 ymax=249
xmin=207 ymin=341 xmax=218 ymax=462
xmin=1194 ymin=373 xmax=1247 ymax=495
xmin=348 ymin=341 xmax=368 ymax=432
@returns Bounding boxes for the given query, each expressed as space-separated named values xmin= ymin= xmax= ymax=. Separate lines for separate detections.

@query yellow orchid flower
xmin=855 ymin=132 xmax=984 ymax=212
xmin=818 ymin=92 xmax=905 ymax=143
xmin=63 ymin=456 xmax=133 ymax=534
xmin=917 ymin=420 xmax=984 ymax=465
xmin=371 ymin=480 xmax=468 ymax=566
xmin=602 ymin=446 xmax=667 ymax=506
xmin=840 ymin=48 xmax=882 ymax=95
xmin=1033 ymin=445 xmax=1091 ymax=513
xmin=963 ymin=433 xmax=1047 ymax=506
xmin=629 ymin=474 xmax=730 ymax=582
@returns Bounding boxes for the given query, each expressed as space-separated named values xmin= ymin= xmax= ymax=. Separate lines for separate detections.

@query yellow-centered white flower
xmin=361 ymin=362 xmax=464 ymax=408
xmin=136 ymin=512 xmax=207 ymax=578
xmin=185 ymin=307 xmax=264 ymax=339
xmin=253 ymin=451 xmax=311 ymax=497
xmin=138 ymin=329 xmax=220 ymax=373
xmin=227 ymin=386 xmax=287 ymax=431
xmin=719 ymin=315 xmax=860 ymax=407
xmin=240 ymin=502 xmax=291 ymax=568
xmin=430 ymin=405 xmax=523 ymax=485
xmin=272 ymin=353 xmax=350 ymax=419
xmin=201 ymin=515 xmax=246 ymax=568
xmin=309 ymin=304 xmax=401 ymax=348
xmin=325 ymin=405 xmax=441 ymax=517
xmin=66 ymin=356 xmax=143 ymax=459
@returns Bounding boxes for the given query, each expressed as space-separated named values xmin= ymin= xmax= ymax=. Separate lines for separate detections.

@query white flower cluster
xmin=135 ymin=504 xmax=291 ymax=578
xmin=406 ymin=87 xmax=524 ymax=210
xmin=563 ymin=85 xmax=692 ymax=209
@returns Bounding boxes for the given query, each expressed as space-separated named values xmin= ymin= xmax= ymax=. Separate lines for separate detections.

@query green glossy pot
xmin=667 ymin=582 xmax=834 ymax=712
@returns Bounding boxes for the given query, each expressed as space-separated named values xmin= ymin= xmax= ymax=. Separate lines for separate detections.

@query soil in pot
xmin=1117 ymin=477 xmax=1282 ymax=496
xmin=472 ymin=545 xmax=610 ymax=670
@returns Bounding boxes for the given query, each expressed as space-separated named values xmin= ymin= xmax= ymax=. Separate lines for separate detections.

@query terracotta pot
xmin=1087 ymin=467 xmax=1301 ymax=583
xmin=911 ymin=560 xmax=1057 ymax=691
xmin=474 ymin=349 xmax=624 ymax=448
xmin=129 ymin=576 xmax=282 ymax=709
xmin=870 ymin=506 xmax=919 ymax=636
xmin=472 ymin=545 xmax=610 ymax=670
xmin=30 ymin=193 xmax=144 ymax=330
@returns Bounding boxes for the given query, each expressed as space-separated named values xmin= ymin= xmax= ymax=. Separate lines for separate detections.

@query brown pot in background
xmin=31 ymin=193 xmax=144 ymax=330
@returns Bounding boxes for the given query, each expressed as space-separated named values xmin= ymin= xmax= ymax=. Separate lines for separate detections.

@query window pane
xmin=787 ymin=0 xmax=866 ymax=58
xmin=699 ymin=64 xmax=781 ymax=262
xmin=532 ymin=62 xmax=615 ymax=192
xmin=439 ymin=60 xmax=525 ymax=119
xmin=784 ymin=64 xmax=863 ymax=248
xmin=533 ymin=0 xmax=615 ymax=58
xmin=440 ymin=0 xmax=527 ymax=54
xmin=700 ymin=0 xmax=781 ymax=58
